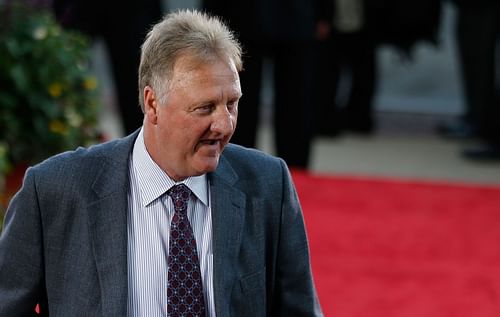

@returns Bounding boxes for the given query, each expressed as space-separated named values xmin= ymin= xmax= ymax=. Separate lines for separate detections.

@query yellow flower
xmin=48 ymin=83 xmax=63 ymax=97
xmin=83 ymin=77 xmax=98 ymax=90
xmin=49 ymin=120 xmax=68 ymax=135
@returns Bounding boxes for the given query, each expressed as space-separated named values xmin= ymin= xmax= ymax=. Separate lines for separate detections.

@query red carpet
xmin=292 ymin=171 xmax=500 ymax=317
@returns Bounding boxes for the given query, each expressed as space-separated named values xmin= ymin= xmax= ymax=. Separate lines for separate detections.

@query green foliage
xmin=0 ymin=2 xmax=102 ymax=224
xmin=0 ymin=2 xmax=101 ymax=176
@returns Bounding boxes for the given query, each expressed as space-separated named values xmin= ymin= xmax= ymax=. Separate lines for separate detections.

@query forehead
xmin=169 ymin=55 xmax=240 ymax=90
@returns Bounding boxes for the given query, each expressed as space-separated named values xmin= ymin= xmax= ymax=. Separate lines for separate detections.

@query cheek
xmin=181 ymin=119 xmax=210 ymax=143
xmin=228 ymin=116 xmax=237 ymax=134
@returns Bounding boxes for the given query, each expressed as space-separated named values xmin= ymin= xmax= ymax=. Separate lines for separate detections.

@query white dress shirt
xmin=127 ymin=129 xmax=215 ymax=316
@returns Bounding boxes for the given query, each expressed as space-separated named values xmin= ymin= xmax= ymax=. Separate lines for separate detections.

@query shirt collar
xmin=131 ymin=128 xmax=209 ymax=207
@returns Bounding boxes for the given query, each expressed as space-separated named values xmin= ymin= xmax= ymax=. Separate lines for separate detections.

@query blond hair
xmin=138 ymin=9 xmax=242 ymax=111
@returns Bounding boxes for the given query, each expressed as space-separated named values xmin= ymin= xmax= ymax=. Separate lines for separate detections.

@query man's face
xmin=143 ymin=55 xmax=241 ymax=181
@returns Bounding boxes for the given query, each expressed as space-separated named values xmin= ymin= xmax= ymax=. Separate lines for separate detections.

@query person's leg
xmin=460 ymin=4 xmax=500 ymax=159
xmin=342 ymin=31 xmax=376 ymax=134
xmin=459 ymin=8 xmax=496 ymax=129
xmin=274 ymin=44 xmax=314 ymax=168
xmin=313 ymin=36 xmax=342 ymax=137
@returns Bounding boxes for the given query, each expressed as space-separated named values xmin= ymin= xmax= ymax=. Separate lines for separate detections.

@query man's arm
xmin=0 ymin=168 xmax=46 ymax=316
xmin=271 ymin=160 xmax=324 ymax=316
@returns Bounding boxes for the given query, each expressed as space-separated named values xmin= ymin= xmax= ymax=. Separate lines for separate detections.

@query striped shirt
xmin=127 ymin=129 xmax=215 ymax=316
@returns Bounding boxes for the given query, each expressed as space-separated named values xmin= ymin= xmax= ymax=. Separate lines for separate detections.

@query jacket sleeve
xmin=0 ymin=168 xmax=47 ymax=317
xmin=271 ymin=160 xmax=324 ymax=316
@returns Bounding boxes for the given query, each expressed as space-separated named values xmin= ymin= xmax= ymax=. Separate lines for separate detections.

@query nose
xmin=211 ymin=106 xmax=235 ymax=134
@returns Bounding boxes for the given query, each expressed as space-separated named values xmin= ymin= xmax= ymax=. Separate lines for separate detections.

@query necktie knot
xmin=168 ymin=184 xmax=192 ymax=216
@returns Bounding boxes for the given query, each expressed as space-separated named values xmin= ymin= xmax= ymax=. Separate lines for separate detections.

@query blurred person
xmin=0 ymin=10 xmax=323 ymax=316
xmin=315 ymin=0 xmax=442 ymax=137
xmin=52 ymin=0 xmax=164 ymax=135
xmin=314 ymin=0 xmax=377 ymax=136
xmin=447 ymin=0 xmax=500 ymax=160
xmin=202 ymin=0 xmax=331 ymax=169
xmin=437 ymin=0 xmax=497 ymax=142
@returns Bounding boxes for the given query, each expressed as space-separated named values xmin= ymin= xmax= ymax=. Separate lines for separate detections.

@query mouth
xmin=200 ymin=139 xmax=220 ymax=146
xmin=197 ymin=138 xmax=226 ymax=152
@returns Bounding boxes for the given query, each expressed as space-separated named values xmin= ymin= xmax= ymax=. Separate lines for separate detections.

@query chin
xmin=196 ymin=157 xmax=220 ymax=174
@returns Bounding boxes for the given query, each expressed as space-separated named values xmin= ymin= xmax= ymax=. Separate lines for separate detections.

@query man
xmin=0 ymin=10 xmax=323 ymax=316
xmin=314 ymin=0 xmax=378 ymax=137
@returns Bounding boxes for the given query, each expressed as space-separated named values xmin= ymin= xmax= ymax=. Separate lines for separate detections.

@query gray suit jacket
xmin=0 ymin=131 xmax=323 ymax=316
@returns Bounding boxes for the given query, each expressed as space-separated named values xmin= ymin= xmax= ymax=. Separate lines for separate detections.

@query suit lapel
xmin=209 ymin=155 xmax=246 ymax=316
xmin=86 ymin=132 xmax=138 ymax=315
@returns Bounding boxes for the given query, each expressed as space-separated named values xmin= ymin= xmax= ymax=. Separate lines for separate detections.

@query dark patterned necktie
xmin=167 ymin=184 xmax=206 ymax=317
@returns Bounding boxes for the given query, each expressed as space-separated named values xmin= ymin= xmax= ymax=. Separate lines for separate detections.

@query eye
xmin=195 ymin=104 xmax=215 ymax=113
xmin=227 ymin=99 xmax=239 ymax=112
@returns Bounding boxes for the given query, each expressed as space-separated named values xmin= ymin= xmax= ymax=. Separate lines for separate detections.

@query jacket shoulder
xmin=223 ymin=143 xmax=284 ymax=170
xmin=28 ymin=133 xmax=137 ymax=189
xmin=219 ymin=143 xmax=290 ymax=188
xmin=36 ymin=133 xmax=135 ymax=168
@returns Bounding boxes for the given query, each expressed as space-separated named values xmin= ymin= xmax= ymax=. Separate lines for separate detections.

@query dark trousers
xmin=231 ymin=43 xmax=314 ymax=168
xmin=314 ymin=30 xmax=377 ymax=133
xmin=456 ymin=2 xmax=499 ymax=144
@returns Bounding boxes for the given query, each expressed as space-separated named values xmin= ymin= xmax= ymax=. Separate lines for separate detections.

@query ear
xmin=143 ymin=86 xmax=158 ymax=125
